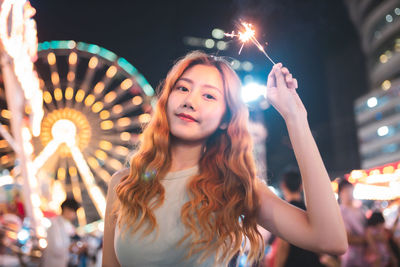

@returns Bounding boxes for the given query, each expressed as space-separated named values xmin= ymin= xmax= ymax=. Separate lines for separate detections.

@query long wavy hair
xmin=115 ymin=51 xmax=264 ymax=265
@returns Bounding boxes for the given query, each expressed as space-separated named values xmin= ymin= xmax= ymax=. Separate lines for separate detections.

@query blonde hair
xmin=115 ymin=51 xmax=264 ymax=265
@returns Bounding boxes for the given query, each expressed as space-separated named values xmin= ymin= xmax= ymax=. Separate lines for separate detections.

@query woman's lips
xmin=177 ymin=113 xmax=197 ymax=122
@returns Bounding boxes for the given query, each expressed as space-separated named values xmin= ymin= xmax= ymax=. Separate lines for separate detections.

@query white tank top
xmin=114 ymin=166 xmax=224 ymax=267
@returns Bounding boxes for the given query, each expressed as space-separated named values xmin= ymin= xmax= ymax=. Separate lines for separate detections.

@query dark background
xmin=31 ymin=0 xmax=369 ymax=185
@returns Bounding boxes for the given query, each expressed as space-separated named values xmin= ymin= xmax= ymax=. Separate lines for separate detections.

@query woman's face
xmin=167 ymin=64 xmax=227 ymax=143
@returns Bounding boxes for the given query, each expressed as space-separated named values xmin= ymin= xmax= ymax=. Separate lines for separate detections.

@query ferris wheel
xmin=1 ymin=40 xmax=156 ymax=225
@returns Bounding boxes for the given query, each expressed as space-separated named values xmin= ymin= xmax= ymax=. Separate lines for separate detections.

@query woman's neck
xmin=169 ymin=138 xmax=203 ymax=172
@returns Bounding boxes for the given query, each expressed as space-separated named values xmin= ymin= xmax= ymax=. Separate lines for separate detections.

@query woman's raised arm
xmin=256 ymin=63 xmax=348 ymax=255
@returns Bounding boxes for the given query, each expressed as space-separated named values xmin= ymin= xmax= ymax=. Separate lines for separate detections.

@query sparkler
xmin=225 ymin=21 xmax=276 ymax=65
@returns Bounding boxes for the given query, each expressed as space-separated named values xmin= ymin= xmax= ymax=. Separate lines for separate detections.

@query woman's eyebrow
xmin=177 ymin=77 xmax=193 ymax=84
xmin=178 ymin=77 xmax=222 ymax=95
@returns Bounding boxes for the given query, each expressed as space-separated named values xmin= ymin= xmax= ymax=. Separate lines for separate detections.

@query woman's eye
xmin=177 ymin=86 xmax=188 ymax=92
xmin=204 ymin=94 xmax=216 ymax=100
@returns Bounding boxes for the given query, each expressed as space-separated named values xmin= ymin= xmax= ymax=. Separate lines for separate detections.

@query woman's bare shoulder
xmin=109 ymin=168 xmax=130 ymax=189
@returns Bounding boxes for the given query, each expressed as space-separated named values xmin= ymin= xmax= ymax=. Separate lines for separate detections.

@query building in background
xmin=345 ymin=0 xmax=400 ymax=169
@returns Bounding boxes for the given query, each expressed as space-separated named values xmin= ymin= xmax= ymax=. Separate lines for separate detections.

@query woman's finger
xmin=285 ymin=73 xmax=293 ymax=83
xmin=267 ymin=67 xmax=276 ymax=88
xmin=274 ymin=64 xmax=286 ymax=89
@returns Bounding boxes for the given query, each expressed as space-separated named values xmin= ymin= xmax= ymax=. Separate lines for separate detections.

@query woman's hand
xmin=266 ymin=63 xmax=307 ymax=122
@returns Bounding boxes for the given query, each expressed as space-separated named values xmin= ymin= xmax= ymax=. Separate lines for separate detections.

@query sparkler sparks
xmin=225 ymin=21 xmax=276 ymax=65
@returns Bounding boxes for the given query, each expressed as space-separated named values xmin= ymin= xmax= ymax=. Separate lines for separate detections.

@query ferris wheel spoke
xmin=69 ymin=145 xmax=106 ymax=218
xmin=67 ymin=51 xmax=78 ymax=89
xmin=84 ymin=148 xmax=122 ymax=179
xmin=103 ymin=78 xmax=134 ymax=108
xmin=32 ymin=139 xmax=62 ymax=174
xmin=37 ymin=74 xmax=57 ymax=112
xmin=83 ymin=152 xmax=113 ymax=184
xmin=92 ymin=65 xmax=118 ymax=101
xmin=66 ymin=158 xmax=87 ymax=226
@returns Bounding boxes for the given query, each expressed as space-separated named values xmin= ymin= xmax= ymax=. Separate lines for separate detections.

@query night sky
xmin=30 ymin=0 xmax=368 ymax=185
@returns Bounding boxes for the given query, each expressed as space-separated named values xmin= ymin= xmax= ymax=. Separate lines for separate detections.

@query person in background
xmin=338 ymin=179 xmax=367 ymax=267
xmin=365 ymin=211 xmax=398 ymax=267
xmin=40 ymin=198 xmax=82 ymax=267
xmin=273 ymin=170 xmax=324 ymax=267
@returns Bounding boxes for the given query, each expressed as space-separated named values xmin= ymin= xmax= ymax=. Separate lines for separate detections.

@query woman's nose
xmin=182 ymin=91 xmax=197 ymax=110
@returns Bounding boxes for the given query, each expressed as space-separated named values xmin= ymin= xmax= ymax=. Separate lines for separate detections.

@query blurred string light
xmin=345 ymin=161 xmax=400 ymax=200
xmin=367 ymin=97 xmax=378 ymax=108
xmin=377 ymin=126 xmax=389 ymax=136
xmin=17 ymin=228 xmax=30 ymax=244
xmin=353 ymin=183 xmax=400 ymax=200
xmin=0 ymin=0 xmax=44 ymax=136
xmin=183 ymin=28 xmax=229 ymax=51
xmin=0 ymin=175 xmax=13 ymax=187
xmin=381 ymin=80 xmax=391 ymax=90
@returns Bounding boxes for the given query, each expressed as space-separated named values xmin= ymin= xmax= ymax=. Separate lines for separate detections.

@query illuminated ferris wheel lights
xmin=109 ymin=158 xmax=123 ymax=170
xmin=67 ymin=72 xmax=75 ymax=82
xmin=94 ymin=82 xmax=105 ymax=94
xmin=121 ymin=79 xmax=133 ymax=90
xmin=1 ymin=155 xmax=10 ymax=165
xmin=138 ymin=113 xmax=152 ymax=124
xmin=112 ymin=104 xmax=123 ymax=114
xmin=65 ymin=87 xmax=74 ymax=100
xmin=87 ymin=157 xmax=100 ymax=169
xmin=51 ymin=72 xmax=60 ymax=85
xmin=99 ymin=110 xmax=110 ymax=120
xmin=0 ymin=140 xmax=8 ymax=148
xmin=95 ymin=150 xmax=107 ymax=161
xmin=117 ymin=117 xmax=131 ymax=128
xmin=97 ymin=169 xmax=110 ymax=182
xmin=143 ymin=84 xmax=155 ymax=96
xmin=26 ymin=40 xmax=157 ymax=223
xmin=69 ymin=166 xmax=78 ymax=176
xmin=1 ymin=109 xmax=11 ymax=119
xmin=84 ymin=94 xmax=95 ymax=106
xmin=120 ymin=132 xmax=131 ymax=141
xmin=115 ymin=145 xmax=129 ymax=156
xmin=88 ymin=57 xmax=99 ymax=69
xmin=43 ymin=91 xmax=52 ymax=104
xmin=75 ymin=89 xmax=85 ymax=102
xmin=132 ymin=96 xmax=143 ymax=105
xmin=77 ymin=207 xmax=87 ymax=226
xmin=54 ymin=88 xmax=63 ymax=101
xmin=69 ymin=52 xmax=78 ymax=65
xmin=100 ymin=120 xmax=113 ymax=130
xmin=47 ymin=52 xmax=56 ymax=65
xmin=92 ymin=102 xmax=104 ymax=113
xmin=51 ymin=119 xmax=77 ymax=147
xmin=57 ymin=167 xmax=66 ymax=180
xmin=99 ymin=140 xmax=112 ymax=151
xmin=25 ymin=105 xmax=32 ymax=115
xmin=104 ymin=91 xmax=117 ymax=103
xmin=106 ymin=65 xmax=117 ymax=78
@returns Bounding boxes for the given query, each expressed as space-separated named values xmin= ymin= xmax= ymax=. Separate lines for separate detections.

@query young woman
xmin=102 ymin=51 xmax=347 ymax=267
